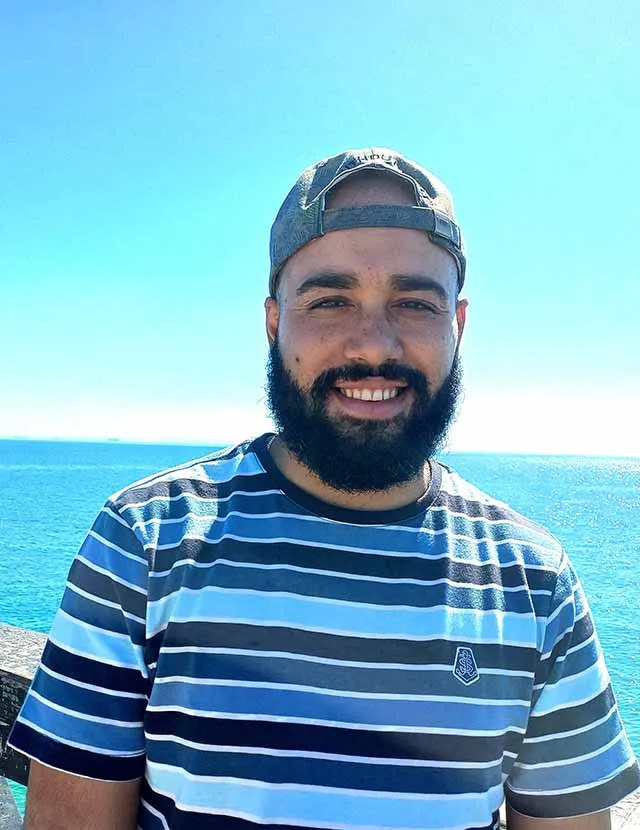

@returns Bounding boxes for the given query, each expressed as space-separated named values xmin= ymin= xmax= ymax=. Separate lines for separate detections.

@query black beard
xmin=266 ymin=341 xmax=462 ymax=494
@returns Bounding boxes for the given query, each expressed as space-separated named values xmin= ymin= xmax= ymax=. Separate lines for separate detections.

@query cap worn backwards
xmin=269 ymin=147 xmax=466 ymax=296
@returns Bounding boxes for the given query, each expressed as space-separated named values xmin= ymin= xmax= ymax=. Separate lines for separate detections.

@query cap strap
xmin=322 ymin=205 xmax=461 ymax=249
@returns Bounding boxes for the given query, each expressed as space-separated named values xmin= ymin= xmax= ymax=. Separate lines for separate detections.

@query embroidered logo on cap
xmin=453 ymin=646 xmax=479 ymax=686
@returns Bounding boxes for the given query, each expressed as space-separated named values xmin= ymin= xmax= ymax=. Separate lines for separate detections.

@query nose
xmin=343 ymin=310 xmax=403 ymax=366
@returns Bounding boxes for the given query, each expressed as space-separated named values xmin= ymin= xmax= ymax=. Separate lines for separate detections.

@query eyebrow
xmin=391 ymin=275 xmax=450 ymax=305
xmin=296 ymin=272 xmax=359 ymax=295
xmin=296 ymin=271 xmax=450 ymax=306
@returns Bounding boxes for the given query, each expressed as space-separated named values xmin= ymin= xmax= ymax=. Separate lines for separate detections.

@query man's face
xmin=265 ymin=178 xmax=467 ymax=493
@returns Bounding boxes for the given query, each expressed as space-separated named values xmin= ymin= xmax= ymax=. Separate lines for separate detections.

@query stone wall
xmin=0 ymin=623 xmax=46 ymax=786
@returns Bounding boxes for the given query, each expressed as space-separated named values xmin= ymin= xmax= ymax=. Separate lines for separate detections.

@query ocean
xmin=1 ymin=438 xmax=639 ymax=812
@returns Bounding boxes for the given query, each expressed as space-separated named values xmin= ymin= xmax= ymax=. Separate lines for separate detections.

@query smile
xmin=337 ymin=387 xmax=403 ymax=401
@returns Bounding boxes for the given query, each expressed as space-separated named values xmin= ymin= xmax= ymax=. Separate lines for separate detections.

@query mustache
xmin=311 ymin=362 xmax=430 ymax=400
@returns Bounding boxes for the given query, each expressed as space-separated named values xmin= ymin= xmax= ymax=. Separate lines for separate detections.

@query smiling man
xmin=9 ymin=149 xmax=639 ymax=830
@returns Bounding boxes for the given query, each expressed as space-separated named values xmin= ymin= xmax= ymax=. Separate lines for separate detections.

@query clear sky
xmin=1 ymin=1 xmax=638 ymax=456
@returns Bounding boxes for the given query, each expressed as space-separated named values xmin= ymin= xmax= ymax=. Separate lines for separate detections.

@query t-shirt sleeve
xmin=505 ymin=553 xmax=640 ymax=817
xmin=7 ymin=500 xmax=149 ymax=781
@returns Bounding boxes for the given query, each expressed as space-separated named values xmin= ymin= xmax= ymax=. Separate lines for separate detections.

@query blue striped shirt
xmin=9 ymin=434 xmax=639 ymax=829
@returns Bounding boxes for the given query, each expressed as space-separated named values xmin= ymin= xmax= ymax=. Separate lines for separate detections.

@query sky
xmin=1 ymin=1 xmax=638 ymax=456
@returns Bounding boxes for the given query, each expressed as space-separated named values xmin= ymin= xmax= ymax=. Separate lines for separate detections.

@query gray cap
xmin=269 ymin=147 xmax=466 ymax=296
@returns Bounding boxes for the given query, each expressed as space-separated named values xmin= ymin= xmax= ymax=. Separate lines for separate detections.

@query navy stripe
xmin=42 ymin=641 xmax=149 ymax=695
xmin=152 ymin=537 xmax=555 ymax=593
xmin=8 ymin=720 xmax=144 ymax=781
xmin=61 ymin=585 xmax=142 ymax=641
xmin=506 ymin=761 xmax=640 ymax=818
xmin=69 ymin=558 xmax=147 ymax=620
xmin=154 ymin=562 xmax=542 ymax=615
xmin=146 ymin=711 xmax=524 ymax=762
xmin=150 ymin=622 xmax=537 ymax=672
xmin=525 ymin=686 xmax=617 ymax=739
xmin=147 ymin=742 xmax=500 ymax=794
xmin=520 ymin=711 xmax=623 ymax=765
xmin=155 ymin=650 xmax=535 ymax=700
xmin=30 ymin=666 xmax=144 ymax=722
xmin=534 ymin=613 xmax=595 ymax=684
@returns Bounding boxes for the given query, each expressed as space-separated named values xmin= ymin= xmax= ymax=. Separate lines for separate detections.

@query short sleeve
xmin=8 ymin=501 xmax=149 ymax=781
xmin=505 ymin=554 xmax=640 ymax=817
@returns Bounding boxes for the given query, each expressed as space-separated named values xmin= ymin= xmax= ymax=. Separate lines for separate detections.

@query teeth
xmin=340 ymin=388 xmax=400 ymax=401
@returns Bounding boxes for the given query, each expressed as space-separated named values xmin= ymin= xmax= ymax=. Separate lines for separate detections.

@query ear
xmin=455 ymin=297 xmax=468 ymax=344
xmin=265 ymin=296 xmax=279 ymax=345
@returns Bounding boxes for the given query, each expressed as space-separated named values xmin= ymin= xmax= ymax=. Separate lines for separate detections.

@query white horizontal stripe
xmin=152 ymin=674 xmax=530 ymax=706
xmin=534 ymin=630 xmax=597 ymax=683
xmin=87 ymin=530 xmax=145 ymax=568
xmin=528 ymin=684 xmax=609 ymax=719
xmin=4 ymin=748 xmax=141 ymax=784
xmin=522 ymin=704 xmax=618 ymax=744
xmin=57 ymin=607 xmax=138 ymax=644
xmin=145 ymin=732 xmax=503 ymax=770
xmin=112 ymin=450 xmax=265 ymax=502
xmin=102 ymin=505 xmax=134 ymax=529
xmin=150 ymin=613 xmax=535 ymax=648
xmin=149 ymin=525 xmax=557 ymax=561
xmin=11 ymin=716 xmax=145 ymax=757
xmin=539 ymin=654 xmax=606 ymax=692
xmin=507 ymin=757 xmax=637 ymax=796
xmin=77 ymin=553 xmax=146 ymax=596
xmin=160 ymin=644 xmax=535 ymax=678
xmin=539 ymin=606 xmax=590 ymax=660
xmin=29 ymin=689 xmax=144 ymax=728
xmin=39 ymin=662 xmax=147 ymax=699
xmin=48 ymin=630 xmax=141 ymax=670
xmin=65 ymin=581 xmax=145 ymax=626
xmin=514 ymin=731 xmax=624 ymax=771
xmin=145 ymin=703 xmax=527 ymax=737
xmin=126 ymin=488 xmax=283 ymax=512
xmin=146 ymin=759 xmax=495 ymax=801
xmin=148 ymin=583 xmax=532 ymax=619
xmin=150 ymin=556 xmax=551 ymax=599
xmin=545 ymin=586 xmax=577 ymax=628
xmin=139 ymin=798 xmax=170 ymax=830
xmin=149 ymin=551 xmax=536 ymax=583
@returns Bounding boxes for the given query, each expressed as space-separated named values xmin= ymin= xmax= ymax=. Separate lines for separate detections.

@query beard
xmin=266 ymin=340 xmax=462 ymax=494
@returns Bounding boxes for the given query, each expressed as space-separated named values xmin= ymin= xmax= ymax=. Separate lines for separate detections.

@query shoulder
xmin=107 ymin=435 xmax=270 ymax=524
xmin=434 ymin=461 xmax=565 ymax=574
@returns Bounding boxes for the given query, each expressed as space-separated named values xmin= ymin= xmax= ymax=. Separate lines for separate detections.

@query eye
xmin=397 ymin=299 xmax=439 ymax=312
xmin=309 ymin=297 xmax=350 ymax=309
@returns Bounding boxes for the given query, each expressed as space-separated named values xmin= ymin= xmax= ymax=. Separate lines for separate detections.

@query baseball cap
xmin=269 ymin=147 xmax=466 ymax=296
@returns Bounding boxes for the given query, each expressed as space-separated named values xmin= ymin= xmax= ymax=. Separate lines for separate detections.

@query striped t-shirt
xmin=9 ymin=434 xmax=639 ymax=830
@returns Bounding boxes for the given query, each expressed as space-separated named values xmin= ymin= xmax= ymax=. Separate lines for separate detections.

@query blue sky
xmin=1 ymin=1 xmax=638 ymax=455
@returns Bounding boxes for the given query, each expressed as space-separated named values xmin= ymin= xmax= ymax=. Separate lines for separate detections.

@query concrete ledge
xmin=0 ymin=775 xmax=22 ymax=830
xmin=0 ymin=623 xmax=46 ymax=785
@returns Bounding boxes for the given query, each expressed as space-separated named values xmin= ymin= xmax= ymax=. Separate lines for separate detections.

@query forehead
xmin=280 ymin=225 xmax=459 ymax=296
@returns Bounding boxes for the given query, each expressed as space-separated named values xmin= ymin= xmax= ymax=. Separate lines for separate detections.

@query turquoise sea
xmin=1 ymin=438 xmax=639 ymax=811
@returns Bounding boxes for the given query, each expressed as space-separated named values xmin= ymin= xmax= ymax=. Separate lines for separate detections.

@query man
xmin=9 ymin=148 xmax=639 ymax=829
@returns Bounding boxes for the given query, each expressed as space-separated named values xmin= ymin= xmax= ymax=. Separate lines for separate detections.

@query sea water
xmin=1 ymin=439 xmax=638 ymax=812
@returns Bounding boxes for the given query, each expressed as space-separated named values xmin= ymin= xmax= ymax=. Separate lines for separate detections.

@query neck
xmin=268 ymin=435 xmax=431 ymax=512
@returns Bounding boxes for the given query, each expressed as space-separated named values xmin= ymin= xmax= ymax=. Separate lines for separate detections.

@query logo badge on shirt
xmin=453 ymin=646 xmax=479 ymax=685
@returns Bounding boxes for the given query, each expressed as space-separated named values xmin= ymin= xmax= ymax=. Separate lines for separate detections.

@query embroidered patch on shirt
xmin=453 ymin=646 xmax=480 ymax=685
